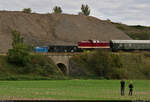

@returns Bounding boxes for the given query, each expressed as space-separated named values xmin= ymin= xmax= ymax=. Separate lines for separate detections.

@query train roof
xmin=79 ymin=40 xmax=108 ymax=43
xmin=111 ymin=40 xmax=150 ymax=43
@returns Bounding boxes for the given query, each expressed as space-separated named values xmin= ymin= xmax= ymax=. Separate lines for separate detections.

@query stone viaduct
xmin=45 ymin=52 xmax=82 ymax=75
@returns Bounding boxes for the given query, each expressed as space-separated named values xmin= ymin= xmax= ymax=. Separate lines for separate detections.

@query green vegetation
xmin=71 ymin=51 xmax=124 ymax=79
xmin=11 ymin=30 xmax=24 ymax=47
xmin=1 ymin=30 xmax=63 ymax=80
xmin=0 ymin=80 xmax=149 ymax=100
xmin=0 ymin=55 xmax=62 ymax=80
xmin=53 ymin=6 xmax=62 ymax=14
xmin=112 ymin=22 xmax=150 ymax=40
xmin=22 ymin=8 xmax=32 ymax=13
xmin=80 ymin=4 xmax=90 ymax=16
xmin=7 ymin=30 xmax=31 ymax=66
xmin=119 ymin=52 xmax=150 ymax=79
xmin=71 ymin=51 xmax=150 ymax=79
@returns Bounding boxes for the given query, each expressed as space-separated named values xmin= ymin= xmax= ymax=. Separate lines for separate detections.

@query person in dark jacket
xmin=120 ymin=80 xmax=125 ymax=96
xmin=129 ymin=81 xmax=133 ymax=96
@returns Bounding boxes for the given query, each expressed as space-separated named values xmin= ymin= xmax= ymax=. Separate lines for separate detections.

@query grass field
xmin=0 ymin=80 xmax=149 ymax=100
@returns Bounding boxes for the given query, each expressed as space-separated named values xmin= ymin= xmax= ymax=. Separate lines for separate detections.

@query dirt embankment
xmin=0 ymin=11 xmax=131 ymax=52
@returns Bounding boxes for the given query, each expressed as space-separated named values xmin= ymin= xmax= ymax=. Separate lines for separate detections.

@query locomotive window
xmin=93 ymin=40 xmax=96 ymax=43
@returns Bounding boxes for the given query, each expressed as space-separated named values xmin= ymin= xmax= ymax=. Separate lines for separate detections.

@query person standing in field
xmin=128 ymin=81 xmax=133 ymax=96
xmin=120 ymin=79 xmax=125 ymax=96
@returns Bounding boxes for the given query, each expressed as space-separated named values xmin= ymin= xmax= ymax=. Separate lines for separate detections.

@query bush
xmin=22 ymin=8 xmax=32 ymax=13
xmin=7 ymin=43 xmax=31 ymax=66
xmin=53 ymin=6 xmax=62 ymax=14
xmin=28 ymin=54 xmax=59 ymax=76
xmin=0 ymin=54 xmax=63 ymax=80
xmin=7 ymin=30 xmax=31 ymax=66
xmin=71 ymin=51 xmax=124 ymax=79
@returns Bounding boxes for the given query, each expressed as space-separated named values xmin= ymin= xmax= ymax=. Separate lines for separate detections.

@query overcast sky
xmin=0 ymin=0 xmax=150 ymax=26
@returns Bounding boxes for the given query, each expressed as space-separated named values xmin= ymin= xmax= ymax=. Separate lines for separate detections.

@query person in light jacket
xmin=128 ymin=81 xmax=134 ymax=96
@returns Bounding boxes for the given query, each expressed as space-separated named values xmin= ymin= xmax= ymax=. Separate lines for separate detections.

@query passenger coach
xmin=110 ymin=40 xmax=150 ymax=51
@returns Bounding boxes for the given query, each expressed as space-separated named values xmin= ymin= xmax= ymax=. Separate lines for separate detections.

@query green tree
xmin=11 ymin=30 xmax=24 ymax=47
xmin=22 ymin=8 xmax=32 ymax=13
xmin=7 ymin=30 xmax=31 ymax=66
xmin=81 ymin=4 xmax=90 ymax=16
xmin=72 ymin=50 xmax=124 ymax=79
xmin=53 ymin=6 xmax=62 ymax=14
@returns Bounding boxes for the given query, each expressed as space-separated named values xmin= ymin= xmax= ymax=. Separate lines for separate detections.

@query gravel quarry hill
xmin=0 ymin=11 xmax=131 ymax=52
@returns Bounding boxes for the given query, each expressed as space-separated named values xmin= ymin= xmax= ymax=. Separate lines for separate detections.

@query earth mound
xmin=0 ymin=11 xmax=131 ymax=52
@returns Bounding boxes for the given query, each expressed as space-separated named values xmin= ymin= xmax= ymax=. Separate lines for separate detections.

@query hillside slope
xmin=112 ymin=22 xmax=150 ymax=40
xmin=0 ymin=11 xmax=131 ymax=52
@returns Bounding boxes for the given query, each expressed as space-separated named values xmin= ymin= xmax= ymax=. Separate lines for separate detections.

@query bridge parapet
xmin=34 ymin=52 xmax=82 ymax=56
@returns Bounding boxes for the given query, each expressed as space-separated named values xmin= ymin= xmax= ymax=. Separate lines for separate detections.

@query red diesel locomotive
xmin=78 ymin=40 xmax=110 ymax=49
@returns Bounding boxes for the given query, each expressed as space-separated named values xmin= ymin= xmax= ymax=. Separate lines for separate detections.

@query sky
xmin=0 ymin=0 xmax=150 ymax=26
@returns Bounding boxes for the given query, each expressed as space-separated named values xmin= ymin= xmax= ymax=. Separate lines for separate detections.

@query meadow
xmin=0 ymin=80 xmax=149 ymax=100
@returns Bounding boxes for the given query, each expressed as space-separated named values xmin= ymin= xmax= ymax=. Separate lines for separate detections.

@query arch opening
xmin=57 ymin=63 xmax=67 ymax=75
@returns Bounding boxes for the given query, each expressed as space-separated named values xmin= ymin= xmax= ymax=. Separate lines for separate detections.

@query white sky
xmin=0 ymin=0 xmax=150 ymax=26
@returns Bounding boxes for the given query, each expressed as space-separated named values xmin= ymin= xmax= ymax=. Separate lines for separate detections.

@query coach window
xmin=132 ymin=44 xmax=135 ymax=47
xmin=119 ymin=44 xmax=122 ymax=47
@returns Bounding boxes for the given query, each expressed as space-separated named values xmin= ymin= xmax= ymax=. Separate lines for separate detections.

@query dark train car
xmin=110 ymin=40 xmax=150 ymax=51
xmin=48 ymin=45 xmax=83 ymax=52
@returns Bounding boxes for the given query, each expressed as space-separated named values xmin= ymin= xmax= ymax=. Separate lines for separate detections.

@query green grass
xmin=0 ymin=80 xmax=149 ymax=100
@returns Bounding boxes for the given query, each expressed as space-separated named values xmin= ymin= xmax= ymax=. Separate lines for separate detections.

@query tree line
xmin=22 ymin=4 xmax=90 ymax=16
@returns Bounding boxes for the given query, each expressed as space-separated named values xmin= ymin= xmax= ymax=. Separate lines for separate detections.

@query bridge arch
xmin=57 ymin=63 xmax=67 ymax=75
